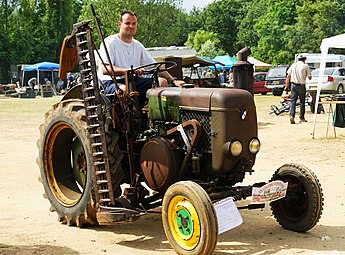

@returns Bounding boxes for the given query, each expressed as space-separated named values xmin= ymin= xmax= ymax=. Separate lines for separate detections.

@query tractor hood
xmin=147 ymin=87 xmax=255 ymax=122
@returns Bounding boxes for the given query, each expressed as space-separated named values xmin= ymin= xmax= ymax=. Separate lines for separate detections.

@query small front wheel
xmin=270 ymin=163 xmax=323 ymax=232
xmin=162 ymin=181 xmax=218 ymax=255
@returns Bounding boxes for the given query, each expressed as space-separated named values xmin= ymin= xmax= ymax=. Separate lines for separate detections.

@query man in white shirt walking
xmin=285 ymin=54 xmax=312 ymax=124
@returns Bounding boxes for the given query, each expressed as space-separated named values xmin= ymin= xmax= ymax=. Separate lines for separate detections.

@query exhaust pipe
xmin=232 ymin=47 xmax=254 ymax=95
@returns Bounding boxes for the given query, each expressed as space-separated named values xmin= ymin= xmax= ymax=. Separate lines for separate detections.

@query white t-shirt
xmin=98 ymin=34 xmax=155 ymax=81
xmin=287 ymin=61 xmax=311 ymax=85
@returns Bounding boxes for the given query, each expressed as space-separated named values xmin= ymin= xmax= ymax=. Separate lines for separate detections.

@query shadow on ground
xmin=0 ymin=243 xmax=79 ymax=255
xmin=79 ymin=208 xmax=345 ymax=254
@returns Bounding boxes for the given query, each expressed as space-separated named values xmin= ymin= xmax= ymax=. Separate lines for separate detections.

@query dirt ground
xmin=0 ymin=93 xmax=344 ymax=255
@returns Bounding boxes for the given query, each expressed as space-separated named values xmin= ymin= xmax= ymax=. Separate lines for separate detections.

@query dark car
xmin=265 ymin=65 xmax=290 ymax=96
xmin=253 ymin=72 xmax=270 ymax=95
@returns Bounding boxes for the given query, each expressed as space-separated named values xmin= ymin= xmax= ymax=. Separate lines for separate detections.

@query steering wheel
xmin=131 ymin=61 xmax=177 ymax=87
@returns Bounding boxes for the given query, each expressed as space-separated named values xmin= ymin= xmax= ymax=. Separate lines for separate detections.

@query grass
xmin=0 ymin=95 xmax=62 ymax=118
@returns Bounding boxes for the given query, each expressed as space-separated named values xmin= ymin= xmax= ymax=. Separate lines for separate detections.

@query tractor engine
xmin=140 ymin=87 xmax=260 ymax=191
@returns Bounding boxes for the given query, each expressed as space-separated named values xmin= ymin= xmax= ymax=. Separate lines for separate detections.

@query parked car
xmin=306 ymin=67 xmax=345 ymax=94
xmin=265 ymin=65 xmax=290 ymax=96
xmin=253 ymin=72 xmax=270 ymax=95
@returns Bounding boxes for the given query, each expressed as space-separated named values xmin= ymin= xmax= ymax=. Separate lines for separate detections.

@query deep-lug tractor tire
xmin=162 ymin=181 xmax=218 ymax=255
xmin=37 ymin=99 xmax=123 ymax=227
xmin=270 ymin=163 xmax=323 ymax=232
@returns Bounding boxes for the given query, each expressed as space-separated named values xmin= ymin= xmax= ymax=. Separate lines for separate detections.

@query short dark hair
xmin=120 ymin=10 xmax=137 ymax=21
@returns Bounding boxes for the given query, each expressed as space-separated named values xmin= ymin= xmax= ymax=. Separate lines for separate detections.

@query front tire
xmin=162 ymin=181 xmax=218 ymax=255
xmin=270 ymin=163 xmax=323 ymax=232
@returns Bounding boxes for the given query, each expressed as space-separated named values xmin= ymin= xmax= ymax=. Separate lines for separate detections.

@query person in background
xmin=56 ymin=78 xmax=65 ymax=94
xmin=66 ymin=72 xmax=74 ymax=90
xmin=201 ymin=69 xmax=207 ymax=78
xmin=285 ymin=54 xmax=312 ymax=124
xmin=228 ymin=69 xmax=234 ymax=86
xmin=98 ymin=10 xmax=184 ymax=107
xmin=218 ymin=69 xmax=225 ymax=84
xmin=44 ymin=78 xmax=51 ymax=85
xmin=28 ymin=77 xmax=37 ymax=89
xmin=205 ymin=69 xmax=213 ymax=78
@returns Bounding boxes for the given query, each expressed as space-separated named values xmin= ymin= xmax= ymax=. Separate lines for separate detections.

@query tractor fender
xmin=61 ymin=85 xmax=83 ymax=101
xmin=61 ymin=85 xmax=110 ymax=107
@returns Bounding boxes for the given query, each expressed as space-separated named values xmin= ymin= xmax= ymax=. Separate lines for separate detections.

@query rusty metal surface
xmin=96 ymin=206 xmax=140 ymax=225
xmin=179 ymin=88 xmax=215 ymax=110
xmin=140 ymin=137 xmax=182 ymax=192
xmin=210 ymin=90 xmax=257 ymax=174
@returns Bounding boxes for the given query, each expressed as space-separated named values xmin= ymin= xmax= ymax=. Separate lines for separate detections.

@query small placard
xmin=213 ymin=197 xmax=243 ymax=235
xmin=251 ymin=180 xmax=288 ymax=204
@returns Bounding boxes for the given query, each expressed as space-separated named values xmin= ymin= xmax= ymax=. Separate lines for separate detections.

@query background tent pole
xmin=311 ymin=43 xmax=328 ymax=138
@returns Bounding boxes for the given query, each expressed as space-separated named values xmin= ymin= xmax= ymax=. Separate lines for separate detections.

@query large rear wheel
xmin=270 ymin=163 xmax=323 ymax=232
xmin=162 ymin=181 xmax=218 ymax=255
xmin=37 ymin=99 xmax=123 ymax=227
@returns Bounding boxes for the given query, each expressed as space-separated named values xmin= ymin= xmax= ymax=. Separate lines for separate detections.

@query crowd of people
xmin=25 ymin=72 xmax=79 ymax=95
xmin=54 ymin=72 xmax=79 ymax=94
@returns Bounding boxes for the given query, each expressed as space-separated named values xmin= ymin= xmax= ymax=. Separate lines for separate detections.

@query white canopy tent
xmin=311 ymin=33 xmax=345 ymax=138
xmin=248 ymin=56 xmax=272 ymax=70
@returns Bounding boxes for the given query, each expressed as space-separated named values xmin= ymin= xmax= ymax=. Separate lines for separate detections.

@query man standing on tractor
xmin=98 ymin=10 xmax=184 ymax=102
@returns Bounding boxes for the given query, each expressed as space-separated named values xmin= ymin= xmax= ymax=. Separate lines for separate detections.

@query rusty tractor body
xmin=37 ymin=19 xmax=323 ymax=255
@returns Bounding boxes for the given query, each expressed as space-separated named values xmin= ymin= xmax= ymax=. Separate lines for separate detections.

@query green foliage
xmin=0 ymin=0 xmax=15 ymax=83
xmin=286 ymin=0 xmax=343 ymax=55
xmin=1 ymin=0 xmax=345 ymax=82
xmin=79 ymin=0 xmax=184 ymax=47
xmin=198 ymin=39 xmax=226 ymax=59
xmin=0 ymin=0 xmax=79 ymax=83
xmin=236 ymin=0 xmax=266 ymax=51
xmin=202 ymin=0 xmax=249 ymax=55
xmin=185 ymin=29 xmax=220 ymax=52
xmin=251 ymin=0 xmax=304 ymax=65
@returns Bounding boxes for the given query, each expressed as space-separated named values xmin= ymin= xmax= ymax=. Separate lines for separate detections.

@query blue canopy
xmin=199 ymin=56 xmax=224 ymax=66
xmin=213 ymin=55 xmax=237 ymax=70
xmin=21 ymin=62 xmax=59 ymax=87
xmin=24 ymin=62 xmax=59 ymax=71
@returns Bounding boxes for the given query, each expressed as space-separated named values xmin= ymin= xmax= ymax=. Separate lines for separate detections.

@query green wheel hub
xmin=176 ymin=208 xmax=193 ymax=238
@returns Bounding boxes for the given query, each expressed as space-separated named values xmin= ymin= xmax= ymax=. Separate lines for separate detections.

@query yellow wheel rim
xmin=44 ymin=123 xmax=86 ymax=206
xmin=167 ymin=195 xmax=201 ymax=251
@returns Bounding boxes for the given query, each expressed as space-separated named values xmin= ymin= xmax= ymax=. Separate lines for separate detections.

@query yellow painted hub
xmin=167 ymin=195 xmax=201 ymax=250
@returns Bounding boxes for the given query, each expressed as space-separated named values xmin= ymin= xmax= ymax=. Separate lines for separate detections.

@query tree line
xmin=1 ymin=0 xmax=345 ymax=83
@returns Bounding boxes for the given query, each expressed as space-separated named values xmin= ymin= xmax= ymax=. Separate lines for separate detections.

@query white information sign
xmin=213 ymin=197 xmax=243 ymax=235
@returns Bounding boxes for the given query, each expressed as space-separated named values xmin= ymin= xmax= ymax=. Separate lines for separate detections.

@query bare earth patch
xmin=0 ymin=94 xmax=344 ymax=255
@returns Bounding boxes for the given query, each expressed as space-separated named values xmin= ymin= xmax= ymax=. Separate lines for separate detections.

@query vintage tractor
xmin=37 ymin=19 xmax=323 ymax=255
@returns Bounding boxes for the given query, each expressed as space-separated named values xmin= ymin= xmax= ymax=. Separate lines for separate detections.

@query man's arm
xmin=285 ymin=73 xmax=291 ymax=93
xmin=158 ymin=71 xmax=184 ymax=87
xmin=307 ymin=67 xmax=312 ymax=80
xmin=101 ymin=64 xmax=127 ymax=76
xmin=101 ymin=64 xmax=144 ymax=76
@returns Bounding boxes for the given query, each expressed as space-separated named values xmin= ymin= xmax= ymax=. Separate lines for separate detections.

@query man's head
xmin=298 ymin=54 xmax=307 ymax=61
xmin=118 ymin=10 xmax=137 ymax=39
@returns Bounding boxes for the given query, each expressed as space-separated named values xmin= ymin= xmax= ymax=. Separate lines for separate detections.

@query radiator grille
xmin=181 ymin=110 xmax=211 ymax=153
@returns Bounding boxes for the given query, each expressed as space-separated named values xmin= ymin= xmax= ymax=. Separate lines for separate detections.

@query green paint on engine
xmin=148 ymin=92 xmax=181 ymax=122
